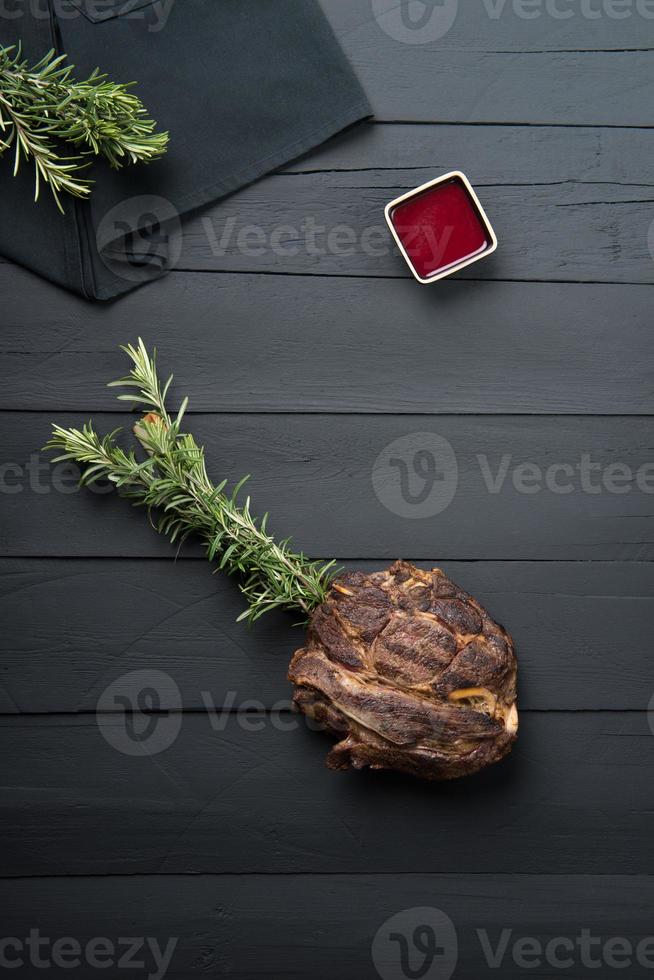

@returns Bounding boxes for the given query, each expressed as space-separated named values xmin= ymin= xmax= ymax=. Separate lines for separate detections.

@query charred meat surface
xmin=289 ymin=561 xmax=518 ymax=780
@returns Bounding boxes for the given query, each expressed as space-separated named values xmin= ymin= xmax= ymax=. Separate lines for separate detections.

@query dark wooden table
xmin=2 ymin=2 xmax=654 ymax=977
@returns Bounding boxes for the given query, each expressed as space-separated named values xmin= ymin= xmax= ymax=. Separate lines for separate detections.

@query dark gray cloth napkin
xmin=1 ymin=0 xmax=371 ymax=299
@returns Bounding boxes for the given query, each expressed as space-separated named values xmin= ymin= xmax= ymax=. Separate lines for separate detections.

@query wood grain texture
xmin=322 ymin=1 xmax=654 ymax=124
xmin=4 ymin=874 xmax=654 ymax=979
xmin=284 ymin=122 xmax=654 ymax=179
xmin=1 ymin=711 xmax=652 ymax=876
xmin=3 ymin=413 xmax=653 ymax=560
xmin=175 ymin=172 xmax=654 ymax=283
xmin=3 ymin=266 xmax=653 ymax=414
xmin=2 ymin=558 xmax=652 ymax=714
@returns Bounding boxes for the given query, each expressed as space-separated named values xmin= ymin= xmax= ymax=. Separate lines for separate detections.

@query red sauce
xmin=390 ymin=176 xmax=492 ymax=280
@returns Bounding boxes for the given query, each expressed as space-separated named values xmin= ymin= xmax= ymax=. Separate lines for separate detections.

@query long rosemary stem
xmin=46 ymin=340 xmax=337 ymax=622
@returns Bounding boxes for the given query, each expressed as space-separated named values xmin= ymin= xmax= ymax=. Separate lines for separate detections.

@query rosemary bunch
xmin=46 ymin=341 xmax=338 ymax=623
xmin=0 ymin=44 xmax=168 ymax=210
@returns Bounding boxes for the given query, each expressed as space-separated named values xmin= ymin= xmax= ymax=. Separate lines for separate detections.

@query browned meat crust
xmin=289 ymin=561 xmax=518 ymax=780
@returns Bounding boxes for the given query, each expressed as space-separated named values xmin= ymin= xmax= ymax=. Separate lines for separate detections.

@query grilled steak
xmin=289 ymin=560 xmax=518 ymax=780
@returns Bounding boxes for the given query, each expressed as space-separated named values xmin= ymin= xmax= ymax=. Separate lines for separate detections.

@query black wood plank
xmin=3 ymin=413 xmax=653 ymax=560
xmin=2 ymin=558 xmax=652 ymax=714
xmin=4 ymin=874 xmax=654 ymax=978
xmin=322 ymin=1 xmax=654 ymax=124
xmin=355 ymin=52 xmax=654 ymax=127
xmin=0 ymin=712 xmax=651 ymax=876
xmin=175 ymin=172 xmax=654 ymax=282
xmin=3 ymin=268 xmax=653 ymax=414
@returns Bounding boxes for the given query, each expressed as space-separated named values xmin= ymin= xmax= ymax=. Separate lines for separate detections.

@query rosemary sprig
xmin=45 ymin=340 xmax=338 ymax=623
xmin=0 ymin=44 xmax=168 ymax=211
